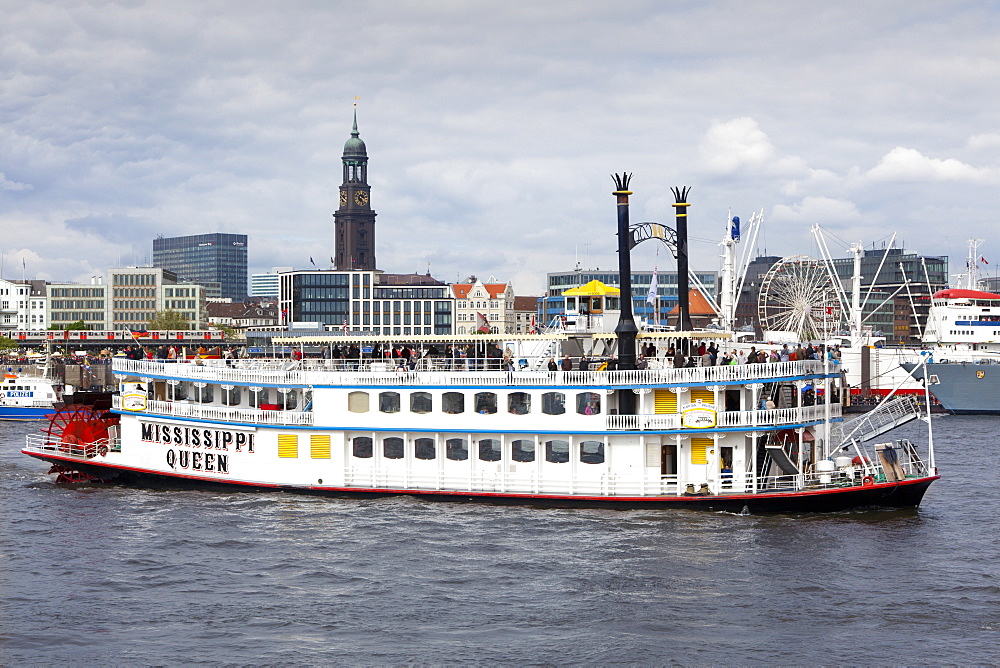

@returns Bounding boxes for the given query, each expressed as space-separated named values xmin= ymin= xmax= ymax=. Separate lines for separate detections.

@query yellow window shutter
xmin=690 ymin=387 xmax=715 ymax=405
xmin=654 ymin=389 xmax=677 ymax=414
xmin=310 ymin=434 xmax=331 ymax=459
xmin=690 ymin=437 xmax=712 ymax=465
xmin=278 ymin=434 xmax=298 ymax=458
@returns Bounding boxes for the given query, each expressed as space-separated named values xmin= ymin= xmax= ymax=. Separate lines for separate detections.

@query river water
xmin=1 ymin=416 xmax=997 ymax=665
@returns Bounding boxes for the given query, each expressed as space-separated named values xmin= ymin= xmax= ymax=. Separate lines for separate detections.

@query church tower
xmin=333 ymin=109 xmax=376 ymax=270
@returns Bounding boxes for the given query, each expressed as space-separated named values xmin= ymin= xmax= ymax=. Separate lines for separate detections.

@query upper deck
xmin=111 ymin=357 xmax=834 ymax=389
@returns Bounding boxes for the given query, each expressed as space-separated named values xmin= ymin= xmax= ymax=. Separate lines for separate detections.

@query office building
xmin=152 ymin=233 xmax=248 ymax=302
xmin=279 ymin=270 xmax=453 ymax=335
xmin=109 ymin=267 xmax=207 ymax=331
xmin=250 ymin=267 xmax=292 ymax=298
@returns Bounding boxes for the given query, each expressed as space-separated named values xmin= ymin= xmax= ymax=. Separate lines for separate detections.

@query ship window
xmin=446 ymin=438 xmax=468 ymax=461
xmin=512 ymin=439 xmax=536 ymax=463
xmin=249 ymin=388 xmax=266 ymax=408
xmin=281 ymin=391 xmax=298 ymax=410
xmin=545 ymin=439 xmax=569 ymax=463
xmin=542 ymin=392 xmax=565 ymax=415
xmin=383 ymin=436 xmax=404 ymax=459
xmin=352 ymin=436 xmax=373 ymax=459
xmin=580 ymin=440 xmax=605 ymax=464
xmin=576 ymin=392 xmax=601 ymax=415
xmin=172 ymin=383 xmax=188 ymax=401
xmin=442 ymin=391 xmax=465 ymax=414
xmin=414 ymin=437 xmax=436 ymax=460
xmin=410 ymin=391 xmax=432 ymax=414
xmin=221 ymin=386 xmax=240 ymax=406
xmin=348 ymin=391 xmax=369 ymax=413
xmin=475 ymin=392 xmax=497 ymax=414
xmin=197 ymin=384 xmax=213 ymax=403
xmin=478 ymin=438 xmax=501 ymax=462
xmin=508 ymin=392 xmax=531 ymax=415
xmin=379 ymin=392 xmax=400 ymax=413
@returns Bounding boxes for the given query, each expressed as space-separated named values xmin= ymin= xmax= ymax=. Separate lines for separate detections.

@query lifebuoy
xmin=862 ymin=475 xmax=874 ymax=486
xmin=97 ymin=444 xmax=109 ymax=457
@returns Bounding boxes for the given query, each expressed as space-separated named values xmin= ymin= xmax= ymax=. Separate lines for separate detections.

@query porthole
xmin=410 ymin=392 xmax=432 ymax=414
xmin=414 ymin=437 xmax=436 ymax=460
xmin=352 ymin=436 xmax=373 ymax=459
xmin=545 ymin=439 xmax=569 ymax=464
xmin=542 ymin=392 xmax=565 ymax=415
xmin=442 ymin=391 xmax=465 ymax=414
xmin=475 ymin=392 xmax=497 ymax=415
xmin=379 ymin=392 xmax=400 ymax=413
xmin=348 ymin=391 xmax=369 ymax=413
xmin=580 ymin=440 xmax=605 ymax=464
xmin=383 ymin=437 xmax=404 ymax=459
xmin=512 ymin=439 xmax=536 ymax=463
xmin=508 ymin=392 xmax=530 ymax=415
xmin=446 ymin=438 xmax=469 ymax=461
xmin=478 ymin=438 xmax=501 ymax=462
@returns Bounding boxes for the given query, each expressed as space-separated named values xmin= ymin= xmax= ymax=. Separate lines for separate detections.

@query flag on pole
xmin=476 ymin=312 xmax=490 ymax=333
xmin=646 ymin=268 xmax=659 ymax=305
xmin=530 ymin=314 xmax=536 ymax=334
xmin=341 ymin=320 xmax=348 ymax=332
xmin=730 ymin=216 xmax=741 ymax=241
xmin=982 ymin=256 xmax=989 ymax=265
xmin=309 ymin=257 xmax=316 ymax=266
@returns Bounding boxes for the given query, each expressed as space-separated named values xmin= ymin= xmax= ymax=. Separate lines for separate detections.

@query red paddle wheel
xmin=41 ymin=405 xmax=120 ymax=482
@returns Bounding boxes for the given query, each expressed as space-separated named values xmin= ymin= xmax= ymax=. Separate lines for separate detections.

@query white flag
xmin=646 ymin=268 xmax=659 ymax=305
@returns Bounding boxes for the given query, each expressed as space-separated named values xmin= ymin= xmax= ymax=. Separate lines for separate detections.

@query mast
xmin=719 ymin=211 xmax=737 ymax=331
xmin=849 ymin=242 xmax=863 ymax=337
xmin=966 ymin=238 xmax=985 ymax=289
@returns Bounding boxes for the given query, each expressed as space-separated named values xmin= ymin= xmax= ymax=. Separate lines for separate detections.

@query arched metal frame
xmin=628 ymin=222 xmax=678 ymax=256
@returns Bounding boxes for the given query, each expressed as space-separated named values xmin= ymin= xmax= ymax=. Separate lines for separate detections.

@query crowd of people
xmin=657 ymin=341 xmax=842 ymax=369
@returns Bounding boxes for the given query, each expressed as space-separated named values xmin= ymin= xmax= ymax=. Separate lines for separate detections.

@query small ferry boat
xmin=1 ymin=371 xmax=63 ymax=420
xmin=21 ymin=179 xmax=939 ymax=511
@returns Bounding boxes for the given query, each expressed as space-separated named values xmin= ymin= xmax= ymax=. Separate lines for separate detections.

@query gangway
xmin=834 ymin=395 xmax=923 ymax=447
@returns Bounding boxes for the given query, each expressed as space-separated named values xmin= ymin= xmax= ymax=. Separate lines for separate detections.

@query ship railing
xmin=113 ymin=358 xmax=829 ymax=388
xmin=338 ymin=467 xmax=786 ymax=497
xmin=23 ymin=434 xmax=121 ymax=459
xmin=341 ymin=467 xmax=697 ymax=497
xmin=605 ymin=403 xmax=841 ymax=431
xmin=111 ymin=395 xmax=315 ymax=426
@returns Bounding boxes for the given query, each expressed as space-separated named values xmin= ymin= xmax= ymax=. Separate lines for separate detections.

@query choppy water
xmin=2 ymin=416 xmax=998 ymax=665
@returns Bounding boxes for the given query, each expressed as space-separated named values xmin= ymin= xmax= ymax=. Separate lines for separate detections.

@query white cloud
xmin=866 ymin=147 xmax=997 ymax=184
xmin=697 ymin=117 xmax=776 ymax=175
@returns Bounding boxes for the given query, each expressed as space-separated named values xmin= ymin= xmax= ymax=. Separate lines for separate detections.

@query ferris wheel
xmin=757 ymin=255 xmax=842 ymax=340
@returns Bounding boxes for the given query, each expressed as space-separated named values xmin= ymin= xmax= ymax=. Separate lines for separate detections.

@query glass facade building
xmin=280 ymin=270 xmax=454 ymax=335
xmin=152 ymin=233 xmax=248 ymax=302
xmin=543 ymin=270 xmax=718 ymax=327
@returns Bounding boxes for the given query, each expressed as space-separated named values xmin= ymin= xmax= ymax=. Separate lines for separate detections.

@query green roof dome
xmin=343 ymin=110 xmax=367 ymax=157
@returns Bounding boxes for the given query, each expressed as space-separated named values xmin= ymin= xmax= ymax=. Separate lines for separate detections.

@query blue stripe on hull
xmin=0 ymin=407 xmax=53 ymax=420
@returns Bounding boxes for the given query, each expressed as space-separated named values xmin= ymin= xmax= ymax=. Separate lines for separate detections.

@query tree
xmin=48 ymin=320 xmax=87 ymax=330
xmin=0 ymin=336 xmax=17 ymax=354
xmin=213 ymin=324 xmax=237 ymax=340
xmin=147 ymin=309 xmax=191 ymax=331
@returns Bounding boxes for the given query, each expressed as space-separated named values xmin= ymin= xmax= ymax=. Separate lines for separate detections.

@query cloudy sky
xmin=3 ymin=0 xmax=999 ymax=295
